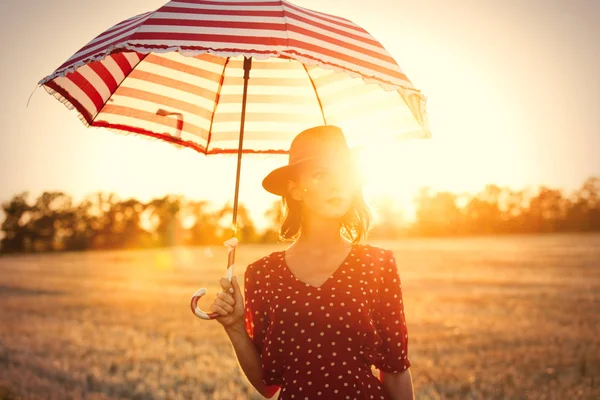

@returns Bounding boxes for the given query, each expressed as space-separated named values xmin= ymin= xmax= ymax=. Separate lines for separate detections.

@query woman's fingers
xmin=219 ymin=277 xmax=234 ymax=294
xmin=214 ymin=298 xmax=234 ymax=313
xmin=211 ymin=276 xmax=236 ymax=317
xmin=207 ymin=275 xmax=244 ymax=324
xmin=209 ymin=303 xmax=229 ymax=317
xmin=211 ymin=276 xmax=243 ymax=323
xmin=231 ymin=276 xmax=243 ymax=302
xmin=217 ymin=290 xmax=235 ymax=306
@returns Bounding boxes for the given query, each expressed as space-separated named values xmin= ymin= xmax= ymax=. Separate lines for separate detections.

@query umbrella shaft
xmin=229 ymin=57 xmax=252 ymax=268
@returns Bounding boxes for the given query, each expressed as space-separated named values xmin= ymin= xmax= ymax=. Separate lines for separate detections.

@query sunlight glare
xmin=357 ymin=139 xmax=430 ymax=219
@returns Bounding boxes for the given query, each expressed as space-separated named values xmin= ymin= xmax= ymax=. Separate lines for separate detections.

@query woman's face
xmin=287 ymin=158 xmax=360 ymax=220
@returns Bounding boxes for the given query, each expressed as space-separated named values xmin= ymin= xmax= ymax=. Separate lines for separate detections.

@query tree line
xmin=1 ymin=177 xmax=598 ymax=254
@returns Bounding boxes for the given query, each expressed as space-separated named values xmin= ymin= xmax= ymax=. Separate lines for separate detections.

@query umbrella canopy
xmin=39 ymin=0 xmax=429 ymax=154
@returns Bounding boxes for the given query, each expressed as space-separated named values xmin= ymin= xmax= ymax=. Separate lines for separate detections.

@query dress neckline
xmin=281 ymin=244 xmax=358 ymax=289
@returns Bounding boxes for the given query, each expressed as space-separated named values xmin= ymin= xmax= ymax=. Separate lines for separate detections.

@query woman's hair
xmin=278 ymin=191 xmax=372 ymax=244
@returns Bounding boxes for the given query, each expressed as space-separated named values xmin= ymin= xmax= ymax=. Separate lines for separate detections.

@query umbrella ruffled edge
xmin=39 ymin=43 xmax=424 ymax=95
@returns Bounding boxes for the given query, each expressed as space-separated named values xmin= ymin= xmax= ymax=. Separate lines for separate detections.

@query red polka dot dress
xmin=243 ymin=244 xmax=411 ymax=400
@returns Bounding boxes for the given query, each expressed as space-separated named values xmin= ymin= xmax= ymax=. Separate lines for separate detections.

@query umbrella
xmin=38 ymin=0 xmax=430 ymax=320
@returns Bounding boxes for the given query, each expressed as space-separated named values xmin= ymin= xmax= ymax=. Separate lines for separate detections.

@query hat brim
xmin=262 ymin=161 xmax=306 ymax=196
xmin=261 ymin=150 xmax=361 ymax=196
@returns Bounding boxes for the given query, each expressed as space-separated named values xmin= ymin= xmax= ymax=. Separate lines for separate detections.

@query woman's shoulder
xmin=355 ymin=243 xmax=395 ymax=260
xmin=244 ymin=250 xmax=283 ymax=277
xmin=354 ymin=243 xmax=399 ymax=278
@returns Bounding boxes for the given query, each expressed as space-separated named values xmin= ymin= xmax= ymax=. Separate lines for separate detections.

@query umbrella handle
xmin=190 ymin=287 xmax=219 ymax=320
xmin=190 ymin=237 xmax=238 ymax=320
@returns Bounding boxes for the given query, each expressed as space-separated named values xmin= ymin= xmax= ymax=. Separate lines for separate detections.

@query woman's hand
xmin=210 ymin=276 xmax=245 ymax=330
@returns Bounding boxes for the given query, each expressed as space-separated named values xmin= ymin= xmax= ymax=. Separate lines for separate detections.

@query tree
xmin=0 ymin=192 xmax=33 ymax=253
xmin=261 ymin=201 xmax=284 ymax=243
xmin=462 ymin=185 xmax=504 ymax=234
xmin=369 ymin=195 xmax=407 ymax=239
xmin=27 ymin=191 xmax=74 ymax=252
xmin=60 ymin=198 xmax=95 ymax=251
xmin=187 ymin=200 xmax=220 ymax=245
xmin=84 ymin=192 xmax=122 ymax=249
xmin=146 ymin=195 xmax=184 ymax=247
xmin=502 ymin=189 xmax=527 ymax=233
xmin=217 ymin=203 xmax=259 ymax=243
xmin=567 ymin=177 xmax=600 ymax=231
xmin=413 ymin=188 xmax=462 ymax=236
xmin=525 ymin=187 xmax=568 ymax=232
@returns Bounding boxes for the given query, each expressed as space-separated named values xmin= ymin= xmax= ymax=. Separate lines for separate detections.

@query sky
xmin=0 ymin=0 xmax=598 ymax=227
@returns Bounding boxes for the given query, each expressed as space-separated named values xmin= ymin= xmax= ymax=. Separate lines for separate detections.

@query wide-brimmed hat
xmin=262 ymin=125 xmax=355 ymax=196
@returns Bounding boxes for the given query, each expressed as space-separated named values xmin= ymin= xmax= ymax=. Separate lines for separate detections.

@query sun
xmin=356 ymin=139 xmax=431 ymax=221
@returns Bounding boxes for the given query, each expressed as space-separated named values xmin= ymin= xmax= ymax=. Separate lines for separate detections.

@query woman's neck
xmin=294 ymin=214 xmax=349 ymax=250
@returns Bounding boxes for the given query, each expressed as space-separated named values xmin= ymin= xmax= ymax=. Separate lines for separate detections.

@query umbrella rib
xmin=206 ymin=57 xmax=230 ymax=153
xmin=302 ymin=64 xmax=327 ymax=125
xmin=89 ymin=53 xmax=148 ymax=126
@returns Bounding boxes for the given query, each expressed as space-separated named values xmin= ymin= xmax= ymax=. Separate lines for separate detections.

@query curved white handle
xmin=190 ymin=288 xmax=219 ymax=320
xmin=191 ymin=237 xmax=238 ymax=320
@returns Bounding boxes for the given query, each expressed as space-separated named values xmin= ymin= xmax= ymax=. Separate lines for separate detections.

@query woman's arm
xmin=211 ymin=276 xmax=279 ymax=399
xmin=380 ymin=369 xmax=415 ymax=400
xmin=225 ymin=323 xmax=280 ymax=398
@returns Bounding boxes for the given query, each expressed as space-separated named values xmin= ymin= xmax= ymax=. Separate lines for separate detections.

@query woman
xmin=209 ymin=125 xmax=415 ymax=399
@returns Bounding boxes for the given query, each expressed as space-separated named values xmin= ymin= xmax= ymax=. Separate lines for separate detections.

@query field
xmin=0 ymin=234 xmax=599 ymax=400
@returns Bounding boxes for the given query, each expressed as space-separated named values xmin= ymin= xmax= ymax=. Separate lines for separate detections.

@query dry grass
xmin=0 ymin=233 xmax=599 ymax=399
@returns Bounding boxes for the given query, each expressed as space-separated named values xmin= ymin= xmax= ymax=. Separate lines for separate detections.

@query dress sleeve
xmin=372 ymin=250 xmax=411 ymax=373
xmin=243 ymin=261 xmax=269 ymax=352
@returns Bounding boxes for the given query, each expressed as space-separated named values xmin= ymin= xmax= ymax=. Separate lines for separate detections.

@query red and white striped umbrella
xmin=40 ymin=0 xmax=429 ymax=153
xmin=39 ymin=0 xmax=430 ymax=319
